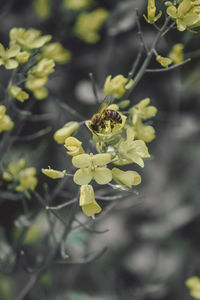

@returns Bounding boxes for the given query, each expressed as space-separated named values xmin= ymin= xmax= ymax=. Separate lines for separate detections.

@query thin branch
xmin=146 ymin=58 xmax=191 ymax=72
xmin=46 ymin=198 xmax=77 ymax=210
xmin=124 ymin=16 xmax=171 ymax=99
xmin=74 ymin=217 xmax=109 ymax=234
xmin=135 ymin=8 xmax=148 ymax=54
xmin=55 ymin=247 xmax=107 ymax=265
xmin=89 ymin=72 xmax=100 ymax=104
xmin=15 ymin=126 xmax=52 ymax=141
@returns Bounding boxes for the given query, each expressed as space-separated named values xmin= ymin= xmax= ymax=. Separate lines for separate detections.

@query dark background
xmin=0 ymin=0 xmax=200 ymax=299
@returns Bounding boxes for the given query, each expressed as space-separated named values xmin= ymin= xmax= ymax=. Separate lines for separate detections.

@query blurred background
xmin=0 ymin=0 xmax=200 ymax=299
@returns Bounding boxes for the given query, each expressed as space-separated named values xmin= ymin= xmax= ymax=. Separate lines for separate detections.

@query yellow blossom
xmin=134 ymin=119 xmax=156 ymax=143
xmin=168 ymin=43 xmax=184 ymax=64
xmin=156 ymin=55 xmax=173 ymax=68
xmin=116 ymin=128 xmax=150 ymax=168
xmin=0 ymin=105 xmax=14 ymax=133
xmin=54 ymin=122 xmax=80 ymax=144
xmin=8 ymin=86 xmax=29 ymax=103
xmin=9 ymin=28 xmax=52 ymax=50
xmin=166 ymin=0 xmax=200 ymax=32
xmin=3 ymin=158 xmax=26 ymax=181
xmin=0 ymin=43 xmax=20 ymax=69
xmin=25 ymin=75 xmax=48 ymax=100
xmin=72 ymin=153 xmax=112 ymax=185
xmin=143 ymin=0 xmax=162 ymax=24
xmin=103 ymin=75 xmax=133 ymax=99
xmin=30 ymin=58 xmax=55 ymax=77
xmin=16 ymin=51 xmax=30 ymax=64
xmin=186 ymin=276 xmax=200 ymax=299
xmin=79 ymin=185 xmax=102 ymax=217
xmin=74 ymin=8 xmax=108 ymax=43
xmin=42 ymin=168 xmax=66 ymax=179
xmin=64 ymin=0 xmax=94 ymax=11
xmin=39 ymin=42 xmax=71 ymax=64
xmin=3 ymin=158 xmax=38 ymax=195
xmin=129 ymin=98 xmax=157 ymax=125
xmin=112 ymin=168 xmax=141 ymax=188
xmin=16 ymin=168 xmax=38 ymax=192
xmin=64 ymin=137 xmax=85 ymax=156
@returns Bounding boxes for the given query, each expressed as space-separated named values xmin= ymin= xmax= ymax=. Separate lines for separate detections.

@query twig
xmin=124 ymin=16 xmax=171 ymax=99
xmin=89 ymin=72 xmax=100 ymax=104
xmin=146 ymin=58 xmax=191 ymax=72
xmin=135 ymin=8 xmax=148 ymax=54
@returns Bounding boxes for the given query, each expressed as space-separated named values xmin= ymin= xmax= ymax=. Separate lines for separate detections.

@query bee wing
xmin=97 ymin=96 xmax=114 ymax=113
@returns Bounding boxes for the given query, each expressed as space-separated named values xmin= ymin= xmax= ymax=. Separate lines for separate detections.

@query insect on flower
xmin=90 ymin=98 xmax=122 ymax=133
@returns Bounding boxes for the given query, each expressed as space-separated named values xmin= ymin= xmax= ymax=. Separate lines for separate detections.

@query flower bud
xmin=79 ymin=185 xmax=102 ymax=217
xmin=64 ymin=137 xmax=84 ymax=156
xmin=54 ymin=122 xmax=79 ymax=144
xmin=103 ymin=75 xmax=133 ymax=99
xmin=42 ymin=168 xmax=66 ymax=179
xmin=156 ymin=55 xmax=173 ymax=68
xmin=112 ymin=168 xmax=141 ymax=188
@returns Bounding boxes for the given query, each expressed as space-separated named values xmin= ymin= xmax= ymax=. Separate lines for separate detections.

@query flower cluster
xmin=2 ymin=158 xmax=38 ymax=197
xmin=74 ymin=8 xmax=108 ymax=43
xmin=166 ymin=0 xmax=200 ymax=32
xmin=0 ymin=105 xmax=14 ymax=133
xmin=156 ymin=43 xmax=184 ymax=68
xmin=0 ymin=27 xmax=71 ymax=102
xmin=103 ymin=75 xmax=133 ymax=99
xmin=43 ymin=79 xmax=157 ymax=218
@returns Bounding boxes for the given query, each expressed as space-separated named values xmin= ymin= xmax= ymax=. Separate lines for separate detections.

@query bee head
xmin=90 ymin=124 xmax=99 ymax=132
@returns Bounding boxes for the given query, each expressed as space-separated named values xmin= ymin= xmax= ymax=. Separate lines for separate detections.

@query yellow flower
xmin=3 ymin=158 xmax=26 ymax=181
xmin=129 ymin=98 xmax=157 ymax=125
xmin=64 ymin=137 xmax=85 ymax=156
xmin=16 ymin=51 xmax=30 ymax=64
xmin=80 ymin=185 xmax=102 ymax=217
xmin=54 ymin=122 xmax=80 ymax=144
xmin=39 ymin=42 xmax=71 ymax=64
xmin=143 ymin=0 xmax=162 ymax=24
xmin=8 ymin=86 xmax=29 ymax=103
xmin=64 ymin=0 xmax=94 ymax=11
xmin=30 ymin=58 xmax=55 ymax=77
xmin=156 ymin=55 xmax=173 ymax=68
xmin=134 ymin=119 xmax=156 ymax=143
xmin=186 ymin=276 xmax=200 ymax=299
xmin=42 ymin=168 xmax=66 ymax=179
xmin=72 ymin=153 xmax=112 ymax=185
xmin=103 ymin=75 xmax=133 ymax=99
xmin=0 ymin=43 xmax=20 ymax=69
xmin=25 ymin=75 xmax=48 ymax=100
xmin=3 ymin=158 xmax=38 ymax=195
xmin=74 ymin=8 xmax=108 ymax=43
xmin=0 ymin=105 xmax=14 ymax=133
xmin=33 ymin=0 xmax=51 ymax=20
xmin=116 ymin=129 xmax=150 ymax=167
xmin=168 ymin=43 xmax=184 ymax=64
xmin=166 ymin=0 xmax=200 ymax=32
xmin=112 ymin=168 xmax=141 ymax=188
xmin=15 ymin=167 xmax=38 ymax=192
xmin=9 ymin=28 xmax=52 ymax=50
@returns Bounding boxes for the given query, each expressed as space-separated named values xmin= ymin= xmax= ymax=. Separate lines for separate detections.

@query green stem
xmin=124 ymin=16 xmax=171 ymax=99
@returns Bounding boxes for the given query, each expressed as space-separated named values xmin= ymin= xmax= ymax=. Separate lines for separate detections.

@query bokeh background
xmin=0 ymin=0 xmax=200 ymax=299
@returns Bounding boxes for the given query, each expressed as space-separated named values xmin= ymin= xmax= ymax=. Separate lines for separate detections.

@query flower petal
xmin=93 ymin=167 xmax=112 ymax=184
xmin=73 ymin=168 xmax=92 ymax=185
xmin=72 ymin=154 xmax=91 ymax=168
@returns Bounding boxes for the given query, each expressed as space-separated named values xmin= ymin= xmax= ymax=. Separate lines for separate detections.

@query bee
xmin=90 ymin=100 xmax=122 ymax=133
